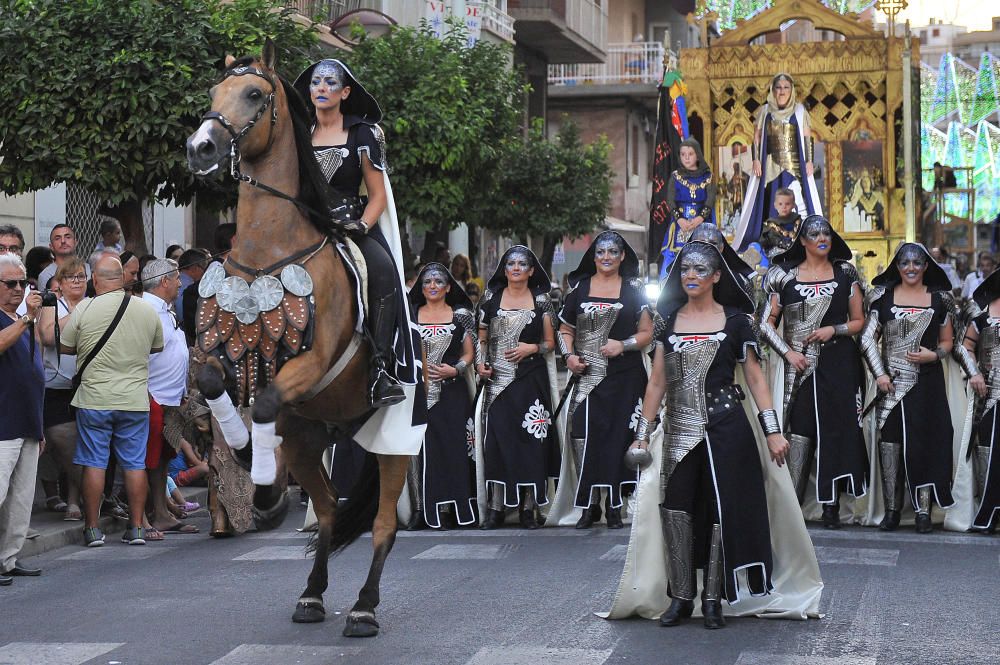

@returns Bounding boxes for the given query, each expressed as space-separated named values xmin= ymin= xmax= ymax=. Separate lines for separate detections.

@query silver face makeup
xmin=422 ymin=271 xmax=448 ymax=291
xmin=505 ymin=251 xmax=532 ymax=274
xmin=310 ymin=61 xmax=345 ymax=98
xmin=679 ymin=246 xmax=720 ymax=279
xmin=802 ymin=220 xmax=832 ymax=241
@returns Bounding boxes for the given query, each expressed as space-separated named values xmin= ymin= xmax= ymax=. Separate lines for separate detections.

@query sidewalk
xmin=20 ymin=486 xmax=208 ymax=559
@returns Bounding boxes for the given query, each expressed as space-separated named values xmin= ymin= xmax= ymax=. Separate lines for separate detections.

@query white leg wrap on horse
xmin=250 ymin=420 xmax=283 ymax=486
xmin=206 ymin=394 xmax=249 ymax=450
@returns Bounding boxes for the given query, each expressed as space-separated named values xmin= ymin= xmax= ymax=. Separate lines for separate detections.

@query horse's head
xmin=187 ymin=39 xmax=285 ymax=176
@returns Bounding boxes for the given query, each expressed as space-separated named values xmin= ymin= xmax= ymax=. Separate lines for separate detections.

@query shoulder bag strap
xmin=71 ymin=293 xmax=130 ymax=391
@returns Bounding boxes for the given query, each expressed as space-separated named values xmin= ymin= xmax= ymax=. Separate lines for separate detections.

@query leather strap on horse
xmin=227 ymin=237 xmax=329 ymax=278
xmin=294 ymin=332 xmax=366 ymax=405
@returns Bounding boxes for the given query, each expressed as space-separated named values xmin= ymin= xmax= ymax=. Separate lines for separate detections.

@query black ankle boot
xmin=658 ymin=598 xmax=694 ymax=626
xmin=480 ymin=508 xmax=504 ymax=530
xmin=702 ymin=598 xmax=726 ymax=629
xmin=575 ymin=507 xmax=596 ymax=529
xmin=519 ymin=508 xmax=539 ymax=530
xmin=879 ymin=510 xmax=900 ymax=531
xmin=915 ymin=512 xmax=933 ymax=534
xmin=404 ymin=509 xmax=426 ymax=531
xmin=368 ymin=293 xmax=405 ymax=408
xmin=822 ymin=502 xmax=841 ymax=530
xmin=605 ymin=506 xmax=623 ymax=529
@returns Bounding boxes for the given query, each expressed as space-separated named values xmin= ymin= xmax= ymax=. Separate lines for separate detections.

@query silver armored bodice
xmin=484 ymin=308 xmax=535 ymax=412
xmin=978 ymin=319 xmax=1000 ymax=414
xmin=876 ymin=308 xmax=934 ymax=429
xmin=569 ymin=303 xmax=622 ymax=419
xmin=419 ymin=323 xmax=456 ymax=410
xmin=660 ymin=340 xmax=718 ymax=490
xmin=765 ymin=119 xmax=801 ymax=178
xmin=780 ymin=294 xmax=833 ymax=412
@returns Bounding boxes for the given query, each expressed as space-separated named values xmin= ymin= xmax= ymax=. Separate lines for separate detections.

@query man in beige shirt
xmin=60 ymin=255 xmax=162 ymax=547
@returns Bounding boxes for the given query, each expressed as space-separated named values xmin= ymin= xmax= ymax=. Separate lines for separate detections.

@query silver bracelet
xmin=622 ymin=336 xmax=639 ymax=352
xmin=453 ymin=360 xmax=468 ymax=374
xmin=934 ymin=347 xmax=948 ymax=361
xmin=757 ymin=409 xmax=781 ymax=436
xmin=537 ymin=341 xmax=551 ymax=355
xmin=833 ymin=323 xmax=850 ymax=336
xmin=634 ymin=415 xmax=651 ymax=442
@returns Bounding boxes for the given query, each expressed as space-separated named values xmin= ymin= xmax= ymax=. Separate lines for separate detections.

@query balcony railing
xmin=511 ymin=0 xmax=606 ymax=55
xmin=548 ymin=41 xmax=674 ymax=86
xmin=285 ymin=0 xmax=362 ymax=23
xmin=470 ymin=1 xmax=516 ymax=43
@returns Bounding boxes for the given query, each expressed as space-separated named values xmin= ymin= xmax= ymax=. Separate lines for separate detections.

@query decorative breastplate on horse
xmin=484 ymin=309 xmax=535 ymax=412
xmin=660 ymin=340 xmax=718 ymax=488
xmin=766 ymin=119 xmax=801 ymax=177
xmin=978 ymin=320 xmax=1000 ymax=415
xmin=195 ymin=261 xmax=315 ymax=406
xmin=876 ymin=308 xmax=934 ymax=429
xmin=419 ymin=323 xmax=455 ymax=410
xmin=569 ymin=303 xmax=622 ymax=419
xmin=780 ymin=287 xmax=833 ymax=411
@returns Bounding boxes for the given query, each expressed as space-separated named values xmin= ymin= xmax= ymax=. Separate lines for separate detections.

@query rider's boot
xmin=368 ymin=292 xmax=405 ymax=408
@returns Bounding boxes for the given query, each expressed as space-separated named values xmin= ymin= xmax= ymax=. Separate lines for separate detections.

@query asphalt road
xmin=2 ymin=501 xmax=998 ymax=665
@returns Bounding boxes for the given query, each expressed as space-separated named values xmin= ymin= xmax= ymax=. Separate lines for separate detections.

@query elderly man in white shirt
xmin=141 ymin=258 xmax=198 ymax=536
xmin=962 ymin=251 xmax=997 ymax=300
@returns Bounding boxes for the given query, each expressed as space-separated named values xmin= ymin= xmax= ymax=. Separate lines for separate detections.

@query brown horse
xmin=185 ymin=41 xmax=409 ymax=637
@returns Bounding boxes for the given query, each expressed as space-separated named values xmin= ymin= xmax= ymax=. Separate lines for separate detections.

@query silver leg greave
xmin=702 ymin=523 xmax=724 ymax=602
xmin=916 ymin=486 xmax=932 ymax=515
xmin=659 ymin=508 xmax=696 ymax=601
xmin=975 ymin=446 xmax=990 ymax=499
xmin=406 ymin=453 xmax=423 ymax=512
xmin=520 ymin=487 xmax=537 ymax=511
xmin=879 ymin=441 xmax=905 ymax=512
xmin=488 ymin=485 xmax=505 ymax=511
xmin=786 ymin=434 xmax=812 ymax=502
xmin=571 ymin=437 xmax=586 ymax=475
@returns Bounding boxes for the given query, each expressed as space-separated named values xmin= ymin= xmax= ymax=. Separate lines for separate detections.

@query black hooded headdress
xmin=293 ymin=59 xmax=382 ymax=126
xmin=408 ymin=262 xmax=474 ymax=312
xmin=656 ymin=241 xmax=755 ymax=320
xmin=565 ymin=231 xmax=640 ymax=289
xmin=485 ymin=245 xmax=551 ymax=297
xmin=871 ymin=242 xmax=953 ymax=293
xmin=771 ymin=214 xmax=853 ymax=267
xmin=973 ymin=267 xmax=1000 ymax=310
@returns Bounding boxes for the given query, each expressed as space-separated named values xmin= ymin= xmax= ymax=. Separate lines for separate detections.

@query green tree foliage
xmin=343 ymin=20 xmax=526 ymax=235
xmin=484 ymin=118 xmax=612 ymax=274
xmin=0 ymin=0 xmax=321 ymax=249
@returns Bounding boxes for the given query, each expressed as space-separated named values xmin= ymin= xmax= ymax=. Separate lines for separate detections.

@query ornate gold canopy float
xmin=681 ymin=0 xmax=920 ymax=279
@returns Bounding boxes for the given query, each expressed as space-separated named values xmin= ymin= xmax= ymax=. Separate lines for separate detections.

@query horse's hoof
xmin=292 ymin=599 xmax=326 ymax=624
xmin=342 ymin=611 xmax=379 ymax=637
xmin=252 ymin=488 xmax=289 ymax=531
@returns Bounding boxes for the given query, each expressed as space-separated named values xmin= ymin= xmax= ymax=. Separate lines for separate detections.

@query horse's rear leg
xmin=281 ymin=421 xmax=337 ymax=624
xmin=343 ymin=453 xmax=409 ymax=638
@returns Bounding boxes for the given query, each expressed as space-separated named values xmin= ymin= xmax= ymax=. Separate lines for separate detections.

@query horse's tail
xmin=328 ymin=450 xmax=380 ymax=557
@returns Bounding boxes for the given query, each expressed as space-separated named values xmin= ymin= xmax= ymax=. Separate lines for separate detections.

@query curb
xmin=21 ymin=487 xmax=208 ymax=560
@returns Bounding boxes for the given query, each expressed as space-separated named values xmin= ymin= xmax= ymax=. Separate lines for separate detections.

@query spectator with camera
xmin=37 ymin=257 xmax=90 ymax=522
xmin=0 ymin=253 xmax=45 ymax=584
xmin=60 ymin=255 xmax=163 ymax=547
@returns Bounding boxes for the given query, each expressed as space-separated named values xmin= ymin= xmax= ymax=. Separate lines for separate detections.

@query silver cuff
xmin=537 ymin=341 xmax=551 ymax=355
xmin=757 ymin=409 xmax=781 ymax=436
xmin=833 ymin=323 xmax=850 ymax=337
xmin=934 ymin=347 xmax=948 ymax=361
xmin=555 ymin=330 xmax=572 ymax=358
xmin=622 ymin=336 xmax=639 ymax=352
xmin=759 ymin=297 xmax=791 ymax=357
xmin=860 ymin=311 xmax=887 ymax=378
xmin=953 ymin=343 xmax=981 ymax=378
xmin=634 ymin=415 xmax=651 ymax=442
xmin=454 ymin=360 xmax=468 ymax=374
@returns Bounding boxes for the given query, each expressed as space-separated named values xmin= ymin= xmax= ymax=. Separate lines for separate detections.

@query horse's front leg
xmin=343 ymin=453 xmax=409 ymax=638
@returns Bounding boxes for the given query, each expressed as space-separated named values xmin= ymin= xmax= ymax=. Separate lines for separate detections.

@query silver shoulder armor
xmin=864 ymin=285 xmax=886 ymax=311
xmin=454 ymin=307 xmax=480 ymax=365
xmin=758 ymin=266 xmax=791 ymax=356
xmin=938 ymin=290 xmax=958 ymax=321
xmin=836 ymin=261 xmax=861 ymax=286
xmin=762 ymin=263 xmax=792 ymax=295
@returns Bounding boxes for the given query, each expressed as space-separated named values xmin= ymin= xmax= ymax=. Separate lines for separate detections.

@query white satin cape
xmin=599 ymin=366 xmax=823 ymax=621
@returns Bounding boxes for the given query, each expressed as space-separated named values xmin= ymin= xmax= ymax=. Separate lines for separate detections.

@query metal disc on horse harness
xmin=198 ymin=261 xmax=227 ymax=298
xmin=233 ymin=294 xmax=261 ymax=324
xmin=280 ymin=264 xmax=314 ymax=297
xmin=216 ymin=276 xmax=251 ymax=313
xmin=250 ymin=275 xmax=284 ymax=312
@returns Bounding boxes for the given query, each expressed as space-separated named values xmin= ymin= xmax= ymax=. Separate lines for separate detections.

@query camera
xmin=40 ymin=290 xmax=58 ymax=307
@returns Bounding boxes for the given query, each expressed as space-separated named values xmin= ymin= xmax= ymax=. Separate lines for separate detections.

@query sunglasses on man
xmin=0 ymin=279 xmax=29 ymax=289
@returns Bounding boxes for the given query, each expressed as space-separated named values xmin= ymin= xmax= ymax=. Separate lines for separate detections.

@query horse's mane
xmin=225 ymin=57 xmax=337 ymax=236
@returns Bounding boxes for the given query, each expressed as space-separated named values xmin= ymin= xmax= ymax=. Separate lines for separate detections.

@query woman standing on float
xmin=476 ymin=246 xmax=559 ymax=530
xmin=293 ymin=59 xmax=417 ymax=408
xmin=758 ymin=215 xmax=868 ymax=528
xmin=406 ymin=263 xmax=477 ymax=530
xmin=861 ymin=243 xmax=956 ymax=533
xmin=556 ymin=231 xmax=652 ymax=529
xmin=733 ymin=73 xmax=823 ymax=252
xmin=606 ymin=241 xmax=822 ymax=629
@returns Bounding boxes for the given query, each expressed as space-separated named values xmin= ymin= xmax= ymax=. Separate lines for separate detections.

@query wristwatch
xmin=19 ymin=314 xmax=32 ymax=326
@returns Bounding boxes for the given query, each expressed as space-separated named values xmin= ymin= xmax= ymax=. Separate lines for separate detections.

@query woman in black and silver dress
xmin=476 ymin=246 xmax=558 ymax=530
xmin=629 ymin=241 xmax=792 ymax=628
xmin=861 ymin=243 xmax=956 ymax=533
xmin=558 ymin=231 xmax=652 ymax=529
xmin=759 ymin=215 xmax=868 ymax=528
xmin=408 ymin=263 xmax=477 ymax=529
xmin=953 ymin=269 xmax=1000 ymax=532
